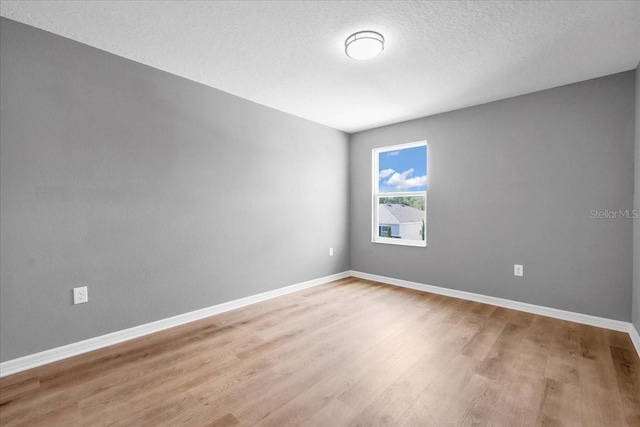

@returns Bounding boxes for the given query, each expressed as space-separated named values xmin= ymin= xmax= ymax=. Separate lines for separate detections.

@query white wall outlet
xmin=329 ymin=247 xmax=334 ymax=257
xmin=514 ymin=264 xmax=523 ymax=277
xmin=73 ymin=286 xmax=88 ymax=304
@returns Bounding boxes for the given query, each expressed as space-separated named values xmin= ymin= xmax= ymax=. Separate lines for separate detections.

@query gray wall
xmin=633 ymin=64 xmax=640 ymax=333
xmin=0 ymin=18 xmax=350 ymax=362
xmin=350 ymin=72 xmax=636 ymax=321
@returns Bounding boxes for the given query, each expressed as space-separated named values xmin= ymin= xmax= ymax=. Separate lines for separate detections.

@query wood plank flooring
xmin=1 ymin=277 xmax=639 ymax=426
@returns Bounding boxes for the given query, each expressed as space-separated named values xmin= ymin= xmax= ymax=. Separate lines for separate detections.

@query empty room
xmin=1 ymin=1 xmax=639 ymax=426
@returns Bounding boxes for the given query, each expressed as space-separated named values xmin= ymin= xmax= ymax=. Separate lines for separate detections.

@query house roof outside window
xmin=378 ymin=204 xmax=424 ymax=224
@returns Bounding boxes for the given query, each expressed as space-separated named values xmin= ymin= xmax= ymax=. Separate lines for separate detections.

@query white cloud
xmin=379 ymin=168 xmax=395 ymax=179
xmin=403 ymin=175 xmax=427 ymax=188
xmin=386 ymin=168 xmax=426 ymax=190
xmin=386 ymin=151 xmax=400 ymax=157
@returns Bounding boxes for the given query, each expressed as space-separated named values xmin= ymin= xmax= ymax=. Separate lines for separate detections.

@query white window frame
xmin=372 ymin=140 xmax=427 ymax=247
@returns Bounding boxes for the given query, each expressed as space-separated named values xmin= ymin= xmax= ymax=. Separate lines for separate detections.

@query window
xmin=372 ymin=141 xmax=427 ymax=247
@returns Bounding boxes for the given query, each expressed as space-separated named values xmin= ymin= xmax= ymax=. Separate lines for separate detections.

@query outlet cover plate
xmin=73 ymin=286 xmax=88 ymax=304
xmin=514 ymin=264 xmax=523 ymax=277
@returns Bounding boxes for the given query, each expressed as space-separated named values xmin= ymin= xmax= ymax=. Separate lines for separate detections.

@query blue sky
xmin=378 ymin=145 xmax=427 ymax=192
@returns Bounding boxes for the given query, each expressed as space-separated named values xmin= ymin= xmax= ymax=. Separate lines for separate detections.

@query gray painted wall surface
xmin=633 ymin=64 xmax=640 ymax=333
xmin=0 ymin=19 xmax=350 ymax=362
xmin=350 ymin=72 xmax=636 ymax=321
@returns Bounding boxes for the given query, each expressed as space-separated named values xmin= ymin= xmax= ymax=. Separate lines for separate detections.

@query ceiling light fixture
xmin=345 ymin=31 xmax=384 ymax=60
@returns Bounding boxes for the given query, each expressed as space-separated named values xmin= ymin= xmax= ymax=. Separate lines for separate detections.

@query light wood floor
xmin=1 ymin=278 xmax=639 ymax=426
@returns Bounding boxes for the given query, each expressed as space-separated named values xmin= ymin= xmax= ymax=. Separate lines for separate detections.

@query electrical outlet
xmin=329 ymin=247 xmax=334 ymax=257
xmin=73 ymin=286 xmax=88 ymax=304
xmin=514 ymin=264 xmax=523 ymax=277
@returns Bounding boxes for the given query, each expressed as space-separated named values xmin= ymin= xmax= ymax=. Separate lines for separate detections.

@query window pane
xmin=378 ymin=145 xmax=427 ymax=193
xmin=377 ymin=196 xmax=426 ymax=241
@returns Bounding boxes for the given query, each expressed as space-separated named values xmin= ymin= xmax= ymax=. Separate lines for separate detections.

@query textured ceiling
xmin=1 ymin=1 xmax=639 ymax=133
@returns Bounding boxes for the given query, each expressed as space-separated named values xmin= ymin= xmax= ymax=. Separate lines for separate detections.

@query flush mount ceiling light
xmin=345 ymin=30 xmax=385 ymax=60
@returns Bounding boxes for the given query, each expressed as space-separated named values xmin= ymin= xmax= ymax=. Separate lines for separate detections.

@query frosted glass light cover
xmin=345 ymin=31 xmax=384 ymax=60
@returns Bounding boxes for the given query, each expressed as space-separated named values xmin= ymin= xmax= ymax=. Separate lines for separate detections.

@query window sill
xmin=372 ymin=238 xmax=427 ymax=247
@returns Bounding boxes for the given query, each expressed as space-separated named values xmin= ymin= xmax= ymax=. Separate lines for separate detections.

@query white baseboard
xmin=630 ymin=324 xmax=640 ymax=357
xmin=0 ymin=271 xmax=350 ymax=378
xmin=350 ymin=270 xmax=640 ymax=357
